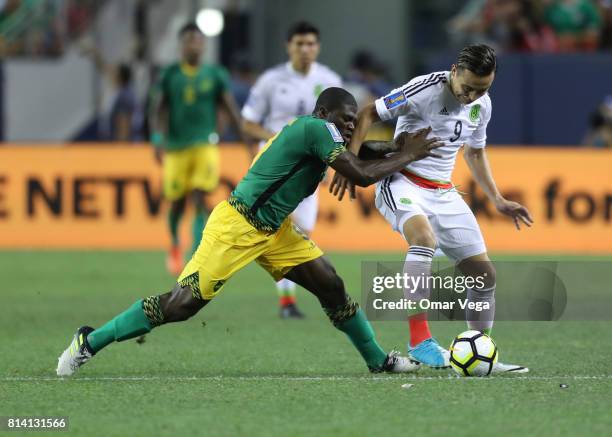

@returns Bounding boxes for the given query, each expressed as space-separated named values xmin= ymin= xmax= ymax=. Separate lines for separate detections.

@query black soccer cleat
xmin=280 ymin=303 xmax=306 ymax=319
xmin=370 ymin=350 xmax=421 ymax=373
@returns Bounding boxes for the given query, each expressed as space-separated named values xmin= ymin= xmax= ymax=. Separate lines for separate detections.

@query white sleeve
xmin=467 ymin=98 xmax=492 ymax=149
xmin=374 ymin=85 xmax=413 ymax=121
xmin=241 ymin=73 xmax=271 ymax=123
xmin=331 ymin=71 xmax=343 ymax=87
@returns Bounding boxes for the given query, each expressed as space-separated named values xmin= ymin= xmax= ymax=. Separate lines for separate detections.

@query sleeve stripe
xmin=326 ymin=145 xmax=346 ymax=164
xmin=404 ymin=76 xmax=447 ymax=99
xmin=401 ymin=72 xmax=446 ymax=96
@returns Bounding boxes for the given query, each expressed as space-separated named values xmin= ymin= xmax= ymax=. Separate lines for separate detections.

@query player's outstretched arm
xmin=358 ymin=140 xmax=401 ymax=160
xmin=330 ymin=103 xmax=381 ymax=199
xmin=463 ymin=145 xmax=534 ymax=230
xmin=329 ymin=128 xmax=443 ymax=187
xmin=241 ymin=119 xmax=275 ymax=142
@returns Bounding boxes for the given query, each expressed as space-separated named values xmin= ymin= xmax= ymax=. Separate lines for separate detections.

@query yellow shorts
xmin=177 ymin=201 xmax=323 ymax=300
xmin=163 ymin=144 xmax=220 ymax=200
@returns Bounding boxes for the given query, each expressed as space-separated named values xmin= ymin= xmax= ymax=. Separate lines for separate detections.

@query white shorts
xmin=375 ymin=173 xmax=486 ymax=263
xmin=291 ymin=190 xmax=318 ymax=233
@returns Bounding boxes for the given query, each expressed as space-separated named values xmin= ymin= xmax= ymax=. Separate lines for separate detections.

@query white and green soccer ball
xmin=449 ymin=330 xmax=498 ymax=377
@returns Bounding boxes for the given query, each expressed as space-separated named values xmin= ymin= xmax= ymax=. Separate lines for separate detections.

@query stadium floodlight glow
xmin=196 ymin=8 xmax=224 ymax=37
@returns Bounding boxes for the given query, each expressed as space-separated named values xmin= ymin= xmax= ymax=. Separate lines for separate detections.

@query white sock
xmin=466 ymin=285 xmax=496 ymax=332
xmin=404 ymin=246 xmax=434 ymax=306
xmin=276 ymin=278 xmax=296 ymax=295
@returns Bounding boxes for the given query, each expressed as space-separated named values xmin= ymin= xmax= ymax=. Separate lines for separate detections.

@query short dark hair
xmin=179 ymin=22 xmax=202 ymax=37
xmin=117 ymin=64 xmax=132 ymax=86
xmin=287 ymin=21 xmax=319 ymax=42
xmin=456 ymin=44 xmax=497 ymax=76
xmin=314 ymin=87 xmax=356 ymax=113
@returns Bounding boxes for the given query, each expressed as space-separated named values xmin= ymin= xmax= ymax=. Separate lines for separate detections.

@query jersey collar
xmin=180 ymin=62 xmax=200 ymax=77
xmin=287 ymin=61 xmax=318 ymax=78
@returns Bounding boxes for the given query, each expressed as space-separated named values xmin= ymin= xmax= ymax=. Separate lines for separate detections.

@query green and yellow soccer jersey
xmin=229 ymin=115 xmax=346 ymax=232
xmin=158 ymin=62 xmax=230 ymax=149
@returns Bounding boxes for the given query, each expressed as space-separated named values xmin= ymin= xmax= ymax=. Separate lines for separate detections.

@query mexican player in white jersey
xmin=241 ymin=22 xmax=342 ymax=319
xmin=331 ymin=44 xmax=533 ymax=373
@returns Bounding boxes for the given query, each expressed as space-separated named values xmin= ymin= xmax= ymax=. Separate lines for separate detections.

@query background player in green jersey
xmin=150 ymin=22 xmax=244 ymax=275
xmin=57 ymin=87 xmax=443 ymax=376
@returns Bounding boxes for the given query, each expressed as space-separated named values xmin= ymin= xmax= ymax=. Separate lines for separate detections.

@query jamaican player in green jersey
xmin=150 ymin=22 xmax=244 ymax=276
xmin=57 ymin=87 xmax=443 ymax=376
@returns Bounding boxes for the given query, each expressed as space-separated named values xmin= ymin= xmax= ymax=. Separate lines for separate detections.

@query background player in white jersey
xmin=241 ymin=22 xmax=342 ymax=319
xmin=331 ymin=44 xmax=533 ymax=372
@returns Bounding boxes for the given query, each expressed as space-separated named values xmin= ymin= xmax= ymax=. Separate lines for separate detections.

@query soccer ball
xmin=449 ymin=330 xmax=498 ymax=377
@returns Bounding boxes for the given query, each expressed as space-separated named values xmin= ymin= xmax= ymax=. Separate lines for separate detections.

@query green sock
xmin=87 ymin=300 xmax=153 ymax=353
xmin=191 ymin=209 xmax=208 ymax=255
xmin=335 ymin=308 xmax=387 ymax=370
xmin=168 ymin=209 xmax=183 ymax=247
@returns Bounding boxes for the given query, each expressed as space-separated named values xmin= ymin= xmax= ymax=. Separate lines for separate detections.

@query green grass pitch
xmin=1 ymin=251 xmax=611 ymax=436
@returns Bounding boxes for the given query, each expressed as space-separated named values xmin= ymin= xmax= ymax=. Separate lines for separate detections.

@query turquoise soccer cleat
xmin=408 ymin=338 xmax=451 ymax=369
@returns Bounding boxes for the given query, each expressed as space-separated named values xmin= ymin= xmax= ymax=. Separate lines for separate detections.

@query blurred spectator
xmin=0 ymin=0 xmax=98 ymax=58
xmin=543 ymin=0 xmax=602 ymax=51
xmin=344 ymin=50 xmax=395 ymax=140
xmin=447 ymin=0 xmax=606 ymax=52
xmin=582 ymin=96 xmax=612 ymax=147
xmin=447 ymin=0 xmax=488 ymax=45
xmin=344 ymin=50 xmax=393 ymax=108
xmin=597 ymin=0 xmax=612 ymax=48
xmin=508 ymin=1 xmax=559 ymax=52
xmin=66 ymin=0 xmax=93 ymax=39
xmin=82 ymin=45 xmax=143 ymax=142
xmin=220 ymin=52 xmax=256 ymax=142
xmin=0 ymin=0 xmax=26 ymax=56
xmin=228 ymin=52 xmax=256 ymax=109
xmin=447 ymin=0 xmax=526 ymax=51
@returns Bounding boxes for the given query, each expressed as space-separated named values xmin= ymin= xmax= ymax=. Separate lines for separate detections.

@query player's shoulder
xmin=472 ymin=92 xmax=492 ymax=118
xmin=400 ymin=71 xmax=449 ymax=99
xmin=301 ymin=114 xmax=325 ymax=129
xmin=303 ymin=116 xmax=343 ymax=143
xmin=479 ymin=92 xmax=492 ymax=109
xmin=198 ymin=63 xmax=227 ymax=80
xmin=313 ymin=62 xmax=342 ymax=83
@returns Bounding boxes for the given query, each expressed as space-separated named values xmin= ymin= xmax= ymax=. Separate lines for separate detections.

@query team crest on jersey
xmin=469 ymin=104 xmax=481 ymax=122
xmin=200 ymin=79 xmax=213 ymax=92
xmin=383 ymin=91 xmax=407 ymax=109
xmin=325 ymin=122 xmax=344 ymax=143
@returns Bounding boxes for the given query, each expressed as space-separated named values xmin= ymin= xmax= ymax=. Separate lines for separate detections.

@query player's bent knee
xmin=482 ymin=263 xmax=496 ymax=285
xmin=159 ymin=284 xmax=208 ymax=323
xmin=459 ymin=258 xmax=496 ymax=287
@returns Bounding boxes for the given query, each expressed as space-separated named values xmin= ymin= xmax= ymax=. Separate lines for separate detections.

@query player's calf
xmin=56 ymin=283 xmax=208 ymax=376
xmin=286 ymin=258 xmax=417 ymax=373
xmin=457 ymin=255 xmax=496 ymax=334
